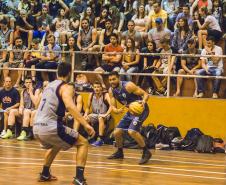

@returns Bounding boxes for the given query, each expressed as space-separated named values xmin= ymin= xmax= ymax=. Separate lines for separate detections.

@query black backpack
xmin=180 ymin=128 xmax=204 ymax=151
xmin=196 ymin=135 xmax=214 ymax=153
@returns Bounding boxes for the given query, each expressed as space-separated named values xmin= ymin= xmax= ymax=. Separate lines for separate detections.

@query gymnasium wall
xmin=81 ymin=93 xmax=226 ymax=139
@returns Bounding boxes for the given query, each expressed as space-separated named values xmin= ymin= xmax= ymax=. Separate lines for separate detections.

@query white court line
xmin=0 ymin=156 xmax=226 ymax=176
xmin=1 ymin=144 xmax=225 ymax=168
xmin=0 ymin=161 xmax=225 ymax=181
xmin=2 ymin=141 xmax=225 ymax=164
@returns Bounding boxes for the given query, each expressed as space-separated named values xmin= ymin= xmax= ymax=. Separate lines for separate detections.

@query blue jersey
xmin=112 ymin=81 xmax=142 ymax=106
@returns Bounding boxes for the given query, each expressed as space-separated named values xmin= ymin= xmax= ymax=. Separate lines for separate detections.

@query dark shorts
xmin=101 ymin=64 xmax=120 ymax=72
xmin=24 ymin=59 xmax=39 ymax=68
xmin=207 ymin=29 xmax=223 ymax=41
xmin=117 ymin=104 xmax=149 ymax=132
xmin=34 ymin=123 xmax=79 ymax=151
xmin=33 ymin=30 xmax=46 ymax=39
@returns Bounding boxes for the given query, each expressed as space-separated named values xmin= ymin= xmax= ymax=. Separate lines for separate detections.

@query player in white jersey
xmin=33 ymin=62 xmax=95 ymax=185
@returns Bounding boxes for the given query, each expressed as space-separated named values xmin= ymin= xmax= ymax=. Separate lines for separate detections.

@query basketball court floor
xmin=0 ymin=140 xmax=225 ymax=185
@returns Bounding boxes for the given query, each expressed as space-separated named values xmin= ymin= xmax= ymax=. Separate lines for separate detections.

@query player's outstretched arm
xmin=61 ymin=84 xmax=95 ymax=137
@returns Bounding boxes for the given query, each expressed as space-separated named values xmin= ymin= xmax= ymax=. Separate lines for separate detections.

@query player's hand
xmin=85 ymin=124 xmax=95 ymax=138
xmin=99 ymin=114 xmax=107 ymax=118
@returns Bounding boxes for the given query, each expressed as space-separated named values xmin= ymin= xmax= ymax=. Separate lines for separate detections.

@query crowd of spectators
xmin=0 ymin=0 xmax=225 ymax=98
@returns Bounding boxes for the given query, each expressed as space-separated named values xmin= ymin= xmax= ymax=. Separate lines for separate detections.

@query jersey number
xmin=40 ymin=98 xmax=47 ymax=111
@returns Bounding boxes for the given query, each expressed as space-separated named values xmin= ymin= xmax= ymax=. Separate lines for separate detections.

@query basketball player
xmin=33 ymin=62 xmax=95 ymax=185
xmin=107 ymin=71 xmax=152 ymax=164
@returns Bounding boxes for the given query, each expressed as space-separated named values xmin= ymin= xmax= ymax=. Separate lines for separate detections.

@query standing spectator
xmin=172 ymin=17 xmax=193 ymax=53
xmin=196 ymin=36 xmax=223 ymax=99
xmin=174 ymin=39 xmax=201 ymax=96
xmin=3 ymin=37 xmax=27 ymax=88
xmin=0 ymin=77 xmax=20 ymax=138
xmin=148 ymin=18 xmax=171 ymax=49
xmin=35 ymin=34 xmax=61 ymax=87
xmin=121 ymin=20 xmax=143 ymax=49
xmin=194 ymin=7 xmax=223 ymax=49
xmin=95 ymin=33 xmax=123 ymax=88
xmin=161 ymin=0 xmax=180 ymax=31
xmin=120 ymin=37 xmax=140 ymax=81
xmin=15 ymin=9 xmax=35 ymax=49
xmin=84 ymin=81 xmax=112 ymax=147
xmin=146 ymin=2 xmax=168 ymax=31
xmin=77 ymin=18 xmax=97 ymax=70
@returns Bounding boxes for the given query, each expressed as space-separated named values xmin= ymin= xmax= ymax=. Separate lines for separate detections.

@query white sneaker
xmin=0 ymin=130 xmax=6 ymax=138
xmin=196 ymin=92 xmax=204 ymax=98
xmin=212 ymin=93 xmax=218 ymax=99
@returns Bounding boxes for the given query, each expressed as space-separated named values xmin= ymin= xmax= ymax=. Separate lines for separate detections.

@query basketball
xmin=129 ymin=101 xmax=144 ymax=116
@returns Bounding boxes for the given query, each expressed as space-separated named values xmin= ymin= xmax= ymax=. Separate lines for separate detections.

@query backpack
xmin=180 ymin=128 xmax=204 ymax=151
xmin=141 ymin=124 xmax=159 ymax=149
xmin=195 ymin=135 xmax=214 ymax=153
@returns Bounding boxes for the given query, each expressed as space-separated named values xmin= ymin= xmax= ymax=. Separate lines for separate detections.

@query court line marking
xmin=1 ymin=144 xmax=225 ymax=168
xmin=0 ymin=161 xmax=225 ymax=181
xmin=0 ymin=156 xmax=225 ymax=176
xmin=1 ymin=141 xmax=226 ymax=164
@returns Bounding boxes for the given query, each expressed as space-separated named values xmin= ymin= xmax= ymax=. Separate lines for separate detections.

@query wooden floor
xmin=0 ymin=140 xmax=226 ymax=185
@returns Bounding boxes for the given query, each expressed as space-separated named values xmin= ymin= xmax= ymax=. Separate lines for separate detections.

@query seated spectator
xmin=121 ymin=20 xmax=143 ymax=49
xmin=196 ymin=36 xmax=223 ymax=99
xmin=120 ymin=37 xmax=140 ymax=81
xmin=80 ymin=6 xmax=95 ymax=27
xmin=175 ymin=4 xmax=193 ymax=29
xmin=3 ymin=37 xmax=27 ymax=88
xmin=18 ymin=0 xmax=31 ymax=13
xmin=15 ymin=9 xmax=35 ymax=49
xmin=146 ymin=2 xmax=168 ymax=31
xmin=174 ymin=39 xmax=201 ymax=96
xmin=48 ymin=0 xmax=69 ymax=19
xmin=77 ymin=18 xmax=97 ymax=70
xmin=95 ymin=33 xmax=123 ymax=88
xmin=138 ymin=40 xmax=160 ymax=94
xmin=70 ymin=0 xmax=87 ymax=16
xmin=62 ymin=36 xmax=77 ymax=63
xmin=0 ymin=77 xmax=20 ymax=138
xmin=145 ymin=0 xmax=156 ymax=16
xmin=35 ymin=34 xmax=61 ymax=87
xmin=24 ymin=39 xmax=42 ymax=82
xmin=123 ymin=0 xmax=138 ymax=26
xmin=52 ymin=8 xmax=71 ymax=45
xmin=190 ymin=0 xmax=212 ymax=16
xmin=92 ymin=19 xmax=118 ymax=66
xmin=193 ymin=10 xmax=204 ymax=35
xmin=94 ymin=7 xmax=110 ymax=31
xmin=17 ymin=76 xmax=36 ymax=141
xmin=0 ymin=18 xmax=13 ymax=49
xmin=212 ymin=0 xmax=222 ymax=25
xmin=29 ymin=0 xmax=42 ymax=18
xmin=148 ymin=18 xmax=171 ymax=49
xmin=172 ymin=17 xmax=193 ymax=53
xmin=109 ymin=6 xmax=125 ymax=32
xmin=161 ymin=0 xmax=179 ymax=31
xmin=65 ymin=83 xmax=84 ymax=131
xmin=74 ymin=73 xmax=92 ymax=92
xmin=84 ymin=81 xmax=111 ymax=147
xmin=132 ymin=4 xmax=148 ymax=33
xmin=194 ymin=7 xmax=223 ymax=49
xmin=152 ymin=37 xmax=176 ymax=95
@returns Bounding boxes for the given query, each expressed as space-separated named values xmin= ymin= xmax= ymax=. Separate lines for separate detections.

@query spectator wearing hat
xmin=148 ymin=17 xmax=171 ymax=49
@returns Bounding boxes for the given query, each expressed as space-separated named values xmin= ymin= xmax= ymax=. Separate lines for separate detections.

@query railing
xmin=0 ymin=48 xmax=226 ymax=98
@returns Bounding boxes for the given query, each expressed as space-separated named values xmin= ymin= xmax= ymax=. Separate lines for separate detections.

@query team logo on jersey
xmin=122 ymin=93 xmax=126 ymax=98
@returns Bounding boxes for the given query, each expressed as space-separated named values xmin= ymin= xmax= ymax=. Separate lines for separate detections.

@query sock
xmin=99 ymin=135 xmax=104 ymax=140
xmin=142 ymin=146 xmax=148 ymax=152
xmin=76 ymin=166 xmax=85 ymax=181
xmin=118 ymin=148 xmax=123 ymax=153
xmin=41 ymin=165 xmax=50 ymax=177
xmin=7 ymin=125 xmax=13 ymax=131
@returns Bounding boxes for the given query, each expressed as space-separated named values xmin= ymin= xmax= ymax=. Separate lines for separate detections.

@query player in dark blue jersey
xmin=107 ymin=71 xmax=151 ymax=165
